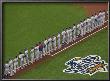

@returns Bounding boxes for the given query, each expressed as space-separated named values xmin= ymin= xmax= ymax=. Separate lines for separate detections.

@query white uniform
xmin=24 ymin=50 xmax=29 ymax=65
xmin=98 ymin=12 xmax=103 ymax=26
xmin=83 ymin=20 xmax=87 ymax=35
xmin=43 ymin=40 xmax=48 ymax=55
xmin=19 ymin=54 xmax=25 ymax=68
xmin=13 ymin=57 xmax=19 ymax=73
xmin=66 ymin=29 xmax=70 ymax=44
xmin=52 ymin=36 xmax=57 ymax=51
xmin=102 ymin=11 xmax=105 ymax=24
xmin=80 ymin=22 xmax=84 ymax=37
xmin=48 ymin=38 xmax=53 ymax=54
xmin=86 ymin=18 xmax=91 ymax=33
xmin=61 ymin=31 xmax=66 ymax=44
xmin=9 ymin=59 xmax=14 ymax=76
xmin=35 ymin=46 xmax=40 ymax=60
xmin=4 ymin=63 xmax=10 ymax=76
xmin=72 ymin=26 xmax=77 ymax=41
xmin=76 ymin=24 xmax=81 ymax=36
xmin=90 ymin=16 xmax=95 ymax=31
xmin=30 ymin=48 xmax=35 ymax=64
xmin=57 ymin=33 xmax=61 ymax=49
xmin=69 ymin=28 xmax=73 ymax=42
xmin=94 ymin=14 xmax=98 ymax=28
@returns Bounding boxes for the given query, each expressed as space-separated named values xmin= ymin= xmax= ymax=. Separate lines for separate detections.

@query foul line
xmin=51 ymin=24 xmax=108 ymax=57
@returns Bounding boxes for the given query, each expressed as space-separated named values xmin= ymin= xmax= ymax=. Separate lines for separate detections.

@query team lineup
xmin=3 ymin=10 xmax=108 ymax=78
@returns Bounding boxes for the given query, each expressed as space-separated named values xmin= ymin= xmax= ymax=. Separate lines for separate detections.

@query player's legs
xmin=53 ymin=43 xmax=56 ymax=51
xmin=20 ymin=60 xmax=22 ymax=68
xmin=70 ymin=36 xmax=73 ymax=42
xmin=58 ymin=40 xmax=61 ymax=49
xmin=48 ymin=45 xmax=51 ymax=55
xmin=10 ymin=66 xmax=14 ymax=76
xmin=13 ymin=64 xmax=16 ymax=73
xmin=50 ymin=44 xmax=53 ymax=52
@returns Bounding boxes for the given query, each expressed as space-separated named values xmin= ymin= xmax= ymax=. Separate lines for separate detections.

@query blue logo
xmin=63 ymin=55 xmax=108 ymax=76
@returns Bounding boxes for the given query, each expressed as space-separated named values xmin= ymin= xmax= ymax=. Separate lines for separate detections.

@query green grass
xmin=3 ymin=3 xmax=86 ymax=62
xmin=15 ymin=28 xmax=108 ymax=80
xmin=3 ymin=3 xmax=108 ymax=80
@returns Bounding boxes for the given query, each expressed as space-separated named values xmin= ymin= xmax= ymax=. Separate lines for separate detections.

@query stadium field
xmin=3 ymin=3 xmax=108 ymax=80
xmin=15 ymin=28 xmax=109 ymax=80
xmin=3 ymin=3 xmax=86 ymax=61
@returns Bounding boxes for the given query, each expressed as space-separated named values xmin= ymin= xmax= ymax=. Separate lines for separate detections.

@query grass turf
xmin=3 ymin=3 xmax=108 ymax=80
xmin=15 ymin=28 xmax=108 ymax=80
xmin=3 ymin=3 xmax=86 ymax=62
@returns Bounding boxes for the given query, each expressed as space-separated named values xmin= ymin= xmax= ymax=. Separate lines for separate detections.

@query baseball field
xmin=3 ymin=2 xmax=109 ymax=80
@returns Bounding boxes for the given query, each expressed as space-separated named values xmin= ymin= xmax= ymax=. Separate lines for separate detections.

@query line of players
xmin=4 ymin=10 xmax=107 ymax=77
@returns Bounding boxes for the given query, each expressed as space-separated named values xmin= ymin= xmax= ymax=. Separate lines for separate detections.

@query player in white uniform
xmin=102 ymin=10 xmax=105 ymax=25
xmin=52 ymin=35 xmax=57 ymax=51
xmin=72 ymin=24 xmax=77 ymax=41
xmin=83 ymin=19 xmax=87 ymax=35
xmin=13 ymin=56 xmax=19 ymax=73
xmin=43 ymin=38 xmax=48 ymax=56
xmin=76 ymin=23 xmax=81 ymax=37
xmin=80 ymin=21 xmax=84 ymax=37
xmin=8 ymin=59 xmax=14 ymax=76
xmin=69 ymin=27 xmax=73 ymax=42
xmin=98 ymin=11 xmax=103 ymax=27
xmin=48 ymin=37 xmax=53 ymax=55
xmin=57 ymin=33 xmax=61 ymax=49
xmin=94 ymin=13 xmax=98 ymax=29
xmin=34 ymin=44 xmax=40 ymax=60
xmin=61 ymin=29 xmax=66 ymax=45
xmin=4 ymin=62 xmax=10 ymax=76
xmin=18 ymin=52 xmax=25 ymax=69
xmin=86 ymin=17 xmax=91 ymax=33
xmin=90 ymin=15 xmax=95 ymax=31
xmin=66 ymin=28 xmax=70 ymax=44
xmin=30 ymin=47 xmax=35 ymax=64
xmin=24 ymin=49 xmax=29 ymax=65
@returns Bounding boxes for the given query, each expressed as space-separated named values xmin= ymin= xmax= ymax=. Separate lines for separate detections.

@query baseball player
xmin=8 ymin=59 xmax=14 ymax=76
xmin=30 ymin=47 xmax=35 ymax=64
xmin=86 ymin=17 xmax=91 ymax=33
xmin=83 ymin=19 xmax=88 ymax=35
xmin=43 ymin=38 xmax=48 ymax=56
xmin=13 ymin=56 xmax=19 ymax=73
xmin=94 ymin=13 xmax=98 ymax=29
xmin=57 ymin=33 xmax=61 ymax=49
xmin=98 ymin=11 xmax=103 ymax=27
xmin=80 ymin=21 xmax=84 ymax=37
xmin=4 ymin=62 xmax=10 ymax=77
xmin=18 ymin=52 xmax=25 ymax=69
xmin=69 ymin=27 xmax=73 ymax=42
xmin=52 ymin=35 xmax=57 ymax=51
xmin=76 ymin=23 xmax=81 ymax=37
xmin=34 ymin=44 xmax=40 ymax=61
xmin=47 ymin=37 xmax=53 ymax=55
xmin=66 ymin=28 xmax=70 ymax=44
xmin=102 ymin=10 xmax=106 ymax=25
xmin=39 ymin=42 xmax=43 ymax=58
xmin=72 ymin=24 xmax=77 ymax=41
xmin=61 ymin=29 xmax=66 ymax=45
xmin=90 ymin=15 xmax=95 ymax=31
xmin=24 ymin=48 xmax=30 ymax=65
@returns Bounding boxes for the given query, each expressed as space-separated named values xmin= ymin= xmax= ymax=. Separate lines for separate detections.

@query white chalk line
xmin=51 ymin=21 xmax=108 ymax=57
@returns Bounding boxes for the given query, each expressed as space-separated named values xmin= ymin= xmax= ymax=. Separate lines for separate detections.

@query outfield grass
xmin=16 ymin=28 xmax=108 ymax=80
xmin=3 ymin=3 xmax=86 ymax=62
xmin=3 ymin=3 xmax=108 ymax=80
